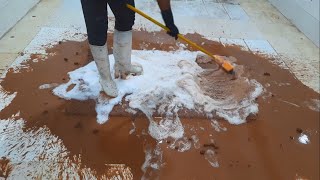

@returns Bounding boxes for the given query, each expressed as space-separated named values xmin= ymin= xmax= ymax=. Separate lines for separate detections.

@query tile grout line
xmin=0 ymin=53 xmax=20 ymax=55
xmin=221 ymin=3 xmax=232 ymax=20
xmin=0 ymin=0 xmax=42 ymax=39
xmin=201 ymin=0 xmax=211 ymax=17
xmin=237 ymin=3 xmax=250 ymax=20
xmin=243 ymin=39 xmax=253 ymax=54
xmin=243 ymin=38 xmax=296 ymax=77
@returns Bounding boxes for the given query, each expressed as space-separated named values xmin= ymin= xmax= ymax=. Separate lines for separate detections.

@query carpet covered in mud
xmin=0 ymin=30 xmax=319 ymax=179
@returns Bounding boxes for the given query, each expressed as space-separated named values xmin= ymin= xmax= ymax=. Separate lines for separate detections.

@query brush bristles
xmin=222 ymin=62 xmax=234 ymax=73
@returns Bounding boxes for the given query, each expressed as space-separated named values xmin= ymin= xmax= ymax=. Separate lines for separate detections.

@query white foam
xmin=24 ymin=27 xmax=86 ymax=55
xmin=298 ymin=134 xmax=310 ymax=144
xmin=53 ymin=50 xmax=263 ymax=140
xmin=0 ymin=86 xmax=17 ymax=112
xmin=1 ymin=28 xmax=87 ymax=80
xmin=191 ymin=135 xmax=201 ymax=149
xmin=53 ymin=50 xmax=199 ymax=125
xmin=149 ymin=117 xmax=184 ymax=140
xmin=211 ymin=120 xmax=227 ymax=132
xmin=39 ymin=83 xmax=59 ymax=90
xmin=169 ymin=137 xmax=192 ymax=152
xmin=305 ymin=99 xmax=320 ymax=112
xmin=0 ymin=116 xmax=132 ymax=179
xmin=204 ymin=149 xmax=219 ymax=168
xmin=141 ymin=145 xmax=163 ymax=180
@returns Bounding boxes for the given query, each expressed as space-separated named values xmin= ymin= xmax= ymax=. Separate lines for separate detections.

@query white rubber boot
xmin=113 ymin=30 xmax=143 ymax=79
xmin=89 ymin=44 xmax=118 ymax=97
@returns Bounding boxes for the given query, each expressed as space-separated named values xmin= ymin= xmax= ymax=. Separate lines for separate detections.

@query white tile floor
xmin=219 ymin=38 xmax=248 ymax=50
xmin=223 ymin=4 xmax=249 ymax=20
xmin=0 ymin=0 xmax=62 ymax=54
xmin=202 ymin=2 xmax=230 ymax=19
xmin=244 ymin=39 xmax=277 ymax=55
xmin=0 ymin=0 xmax=40 ymax=37
xmin=0 ymin=0 xmax=319 ymax=92
xmin=0 ymin=53 xmax=19 ymax=75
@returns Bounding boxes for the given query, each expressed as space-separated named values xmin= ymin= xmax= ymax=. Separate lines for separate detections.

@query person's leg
xmin=81 ymin=0 xmax=108 ymax=46
xmin=108 ymin=0 xmax=135 ymax=32
xmin=81 ymin=0 xmax=118 ymax=97
xmin=108 ymin=0 xmax=143 ymax=79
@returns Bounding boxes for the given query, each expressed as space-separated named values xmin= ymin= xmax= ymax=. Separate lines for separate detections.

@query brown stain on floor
xmin=0 ymin=31 xmax=319 ymax=179
xmin=0 ymin=157 xmax=12 ymax=179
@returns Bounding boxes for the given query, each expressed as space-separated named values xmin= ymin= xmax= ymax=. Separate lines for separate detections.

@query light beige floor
xmin=0 ymin=0 xmax=319 ymax=92
xmin=239 ymin=0 xmax=320 ymax=92
xmin=0 ymin=0 xmax=62 ymax=74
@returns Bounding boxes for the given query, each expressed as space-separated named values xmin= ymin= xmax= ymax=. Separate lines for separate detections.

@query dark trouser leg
xmin=81 ymin=0 xmax=118 ymax=97
xmin=80 ymin=0 xmax=108 ymax=46
xmin=108 ymin=0 xmax=135 ymax=31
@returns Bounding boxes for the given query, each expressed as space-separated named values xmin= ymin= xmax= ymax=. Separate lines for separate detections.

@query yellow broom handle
xmin=127 ymin=4 xmax=169 ymax=31
xmin=177 ymin=35 xmax=224 ymax=64
xmin=126 ymin=4 xmax=225 ymax=65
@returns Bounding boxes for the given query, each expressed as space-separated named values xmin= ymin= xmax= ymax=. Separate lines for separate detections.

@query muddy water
xmin=0 ymin=31 xmax=319 ymax=179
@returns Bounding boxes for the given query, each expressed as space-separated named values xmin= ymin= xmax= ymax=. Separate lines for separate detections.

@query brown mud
xmin=0 ymin=31 xmax=319 ymax=179
xmin=0 ymin=157 xmax=12 ymax=179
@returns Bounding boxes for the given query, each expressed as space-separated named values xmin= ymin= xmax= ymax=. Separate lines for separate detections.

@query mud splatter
xmin=0 ymin=157 xmax=12 ymax=179
xmin=0 ymin=30 xmax=318 ymax=179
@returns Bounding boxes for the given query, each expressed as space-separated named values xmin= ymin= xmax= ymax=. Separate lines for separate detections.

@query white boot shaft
xmin=89 ymin=44 xmax=118 ymax=97
xmin=113 ymin=30 xmax=143 ymax=79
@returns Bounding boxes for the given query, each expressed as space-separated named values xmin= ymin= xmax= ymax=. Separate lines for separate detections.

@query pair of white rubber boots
xmin=90 ymin=30 xmax=143 ymax=97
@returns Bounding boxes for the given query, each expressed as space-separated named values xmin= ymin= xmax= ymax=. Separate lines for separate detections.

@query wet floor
xmin=0 ymin=31 xmax=319 ymax=179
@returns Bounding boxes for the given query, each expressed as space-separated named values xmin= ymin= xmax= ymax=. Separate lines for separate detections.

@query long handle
xmin=126 ymin=4 xmax=234 ymax=73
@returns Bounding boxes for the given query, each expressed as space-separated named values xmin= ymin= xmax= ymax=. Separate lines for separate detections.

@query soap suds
xmin=141 ymin=145 xmax=163 ymax=180
xmin=191 ymin=135 xmax=201 ymax=149
xmin=204 ymin=149 xmax=219 ymax=168
xmin=304 ymin=99 xmax=320 ymax=112
xmin=39 ymin=83 xmax=60 ymax=90
xmin=53 ymin=50 xmax=263 ymax=141
xmin=298 ymin=134 xmax=310 ymax=144
xmin=0 ymin=28 xmax=318 ymax=179
xmin=0 ymin=115 xmax=133 ymax=179
xmin=0 ymin=87 xmax=17 ymax=112
xmin=148 ymin=117 xmax=184 ymax=140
